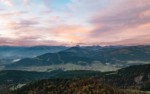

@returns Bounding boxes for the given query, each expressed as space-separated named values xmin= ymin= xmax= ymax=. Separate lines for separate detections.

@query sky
xmin=0 ymin=0 xmax=150 ymax=46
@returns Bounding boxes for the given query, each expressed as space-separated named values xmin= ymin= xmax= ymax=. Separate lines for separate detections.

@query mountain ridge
xmin=5 ymin=45 xmax=150 ymax=70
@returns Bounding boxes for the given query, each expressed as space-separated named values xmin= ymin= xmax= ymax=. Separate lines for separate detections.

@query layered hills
xmin=0 ymin=64 xmax=150 ymax=94
xmin=5 ymin=45 xmax=150 ymax=71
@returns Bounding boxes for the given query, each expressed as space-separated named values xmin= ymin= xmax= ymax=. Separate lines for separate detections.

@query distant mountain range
xmin=5 ymin=45 xmax=150 ymax=71
xmin=0 ymin=46 xmax=67 ymax=66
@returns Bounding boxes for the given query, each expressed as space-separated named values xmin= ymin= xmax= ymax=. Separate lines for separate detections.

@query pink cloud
xmin=0 ymin=0 xmax=150 ymax=46
xmin=0 ymin=22 xmax=93 ymax=46
xmin=0 ymin=0 xmax=14 ymax=7
xmin=0 ymin=36 xmax=66 ymax=46
xmin=88 ymin=0 xmax=150 ymax=45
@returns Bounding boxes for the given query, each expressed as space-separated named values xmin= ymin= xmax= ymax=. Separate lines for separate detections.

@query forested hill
xmin=6 ymin=45 xmax=150 ymax=68
xmin=13 ymin=78 xmax=150 ymax=94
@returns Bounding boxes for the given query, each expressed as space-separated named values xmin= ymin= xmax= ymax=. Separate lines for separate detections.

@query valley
xmin=3 ymin=45 xmax=150 ymax=72
xmin=0 ymin=63 xmax=150 ymax=94
xmin=0 ymin=45 xmax=150 ymax=94
xmin=0 ymin=0 xmax=150 ymax=93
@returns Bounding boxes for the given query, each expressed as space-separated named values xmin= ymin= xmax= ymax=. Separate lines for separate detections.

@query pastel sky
xmin=0 ymin=0 xmax=150 ymax=46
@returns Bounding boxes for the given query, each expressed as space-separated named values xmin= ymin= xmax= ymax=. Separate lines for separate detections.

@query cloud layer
xmin=0 ymin=0 xmax=150 ymax=46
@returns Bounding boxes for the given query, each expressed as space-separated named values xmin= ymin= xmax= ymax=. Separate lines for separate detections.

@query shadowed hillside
xmin=13 ymin=78 xmax=150 ymax=94
xmin=100 ymin=64 xmax=150 ymax=90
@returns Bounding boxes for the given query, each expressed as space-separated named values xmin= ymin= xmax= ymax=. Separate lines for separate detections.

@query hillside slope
xmin=6 ymin=45 xmax=150 ymax=69
xmin=1 ymin=64 xmax=150 ymax=93
xmin=13 ymin=78 xmax=150 ymax=94
xmin=101 ymin=64 xmax=150 ymax=90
